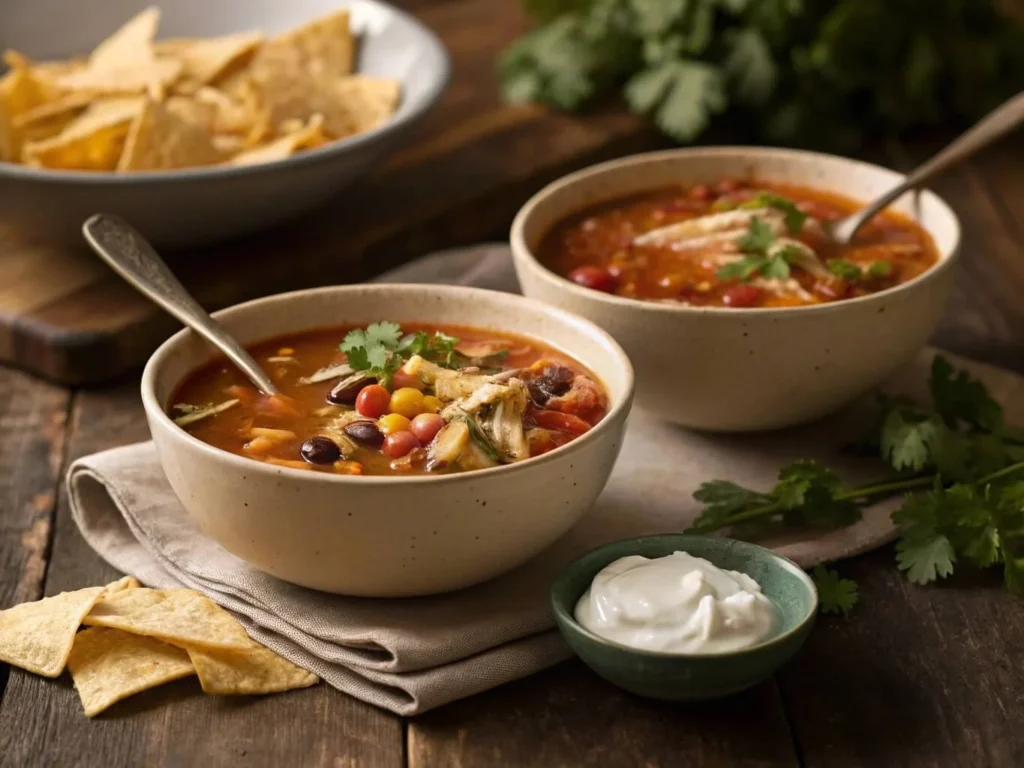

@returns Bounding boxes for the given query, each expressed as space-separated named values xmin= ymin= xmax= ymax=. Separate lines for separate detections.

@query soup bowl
xmin=141 ymin=284 xmax=634 ymax=596
xmin=511 ymin=147 xmax=960 ymax=432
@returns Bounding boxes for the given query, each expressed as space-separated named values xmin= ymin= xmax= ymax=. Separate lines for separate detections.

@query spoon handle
xmin=833 ymin=90 xmax=1024 ymax=243
xmin=82 ymin=214 xmax=280 ymax=396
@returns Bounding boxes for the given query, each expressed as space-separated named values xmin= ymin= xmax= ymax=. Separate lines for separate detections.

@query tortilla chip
xmin=330 ymin=76 xmax=401 ymax=135
xmin=211 ymin=134 xmax=245 ymax=154
xmin=229 ymin=114 xmax=325 ymax=165
xmin=67 ymin=627 xmax=196 ymax=717
xmin=54 ymin=58 xmax=182 ymax=99
xmin=22 ymin=97 xmax=141 ymax=170
xmin=192 ymin=85 xmax=257 ymax=135
xmin=188 ymin=640 xmax=318 ymax=695
xmin=13 ymin=92 xmax=94 ymax=128
xmin=89 ymin=6 xmax=161 ymax=72
xmin=164 ymin=95 xmax=217 ymax=131
xmin=118 ymin=98 xmax=224 ymax=170
xmin=0 ymin=64 xmax=62 ymax=160
xmin=167 ymin=31 xmax=264 ymax=90
xmin=83 ymin=588 xmax=250 ymax=650
xmin=0 ymin=587 xmax=105 ymax=677
xmin=250 ymin=9 xmax=353 ymax=83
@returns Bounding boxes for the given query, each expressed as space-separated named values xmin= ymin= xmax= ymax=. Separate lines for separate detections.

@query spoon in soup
xmin=82 ymin=214 xmax=281 ymax=396
xmin=826 ymin=90 xmax=1024 ymax=245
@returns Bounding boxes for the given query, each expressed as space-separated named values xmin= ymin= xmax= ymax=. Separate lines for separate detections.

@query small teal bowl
xmin=551 ymin=534 xmax=818 ymax=701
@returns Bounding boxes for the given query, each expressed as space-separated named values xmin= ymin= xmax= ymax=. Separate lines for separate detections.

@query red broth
xmin=538 ymin=179 xmax=940 ymax=308
xmin=170 ymin=324 xmax=608 ymax=476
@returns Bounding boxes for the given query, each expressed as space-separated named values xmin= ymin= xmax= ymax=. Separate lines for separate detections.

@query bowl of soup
xmin=141 ymin=284 xmax=633 ymax=596
xmin=511 ymin=147 xmax=960 ymax=431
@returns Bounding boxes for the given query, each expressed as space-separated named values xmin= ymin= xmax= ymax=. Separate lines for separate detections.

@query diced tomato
xmin=723 ymin=284 xmax=764 ymax=308
xmin=255 ymin=394 xmax=301 ymax=419
xmin=546 ymin=376 xmax=607 ymax=425
xmin=225 ymin=384 xmax=258 ymax=403
xmin=813 ymin=278 xmax=852 ymax=301
xmin=531 ymin=408 xmax=592 ymax=436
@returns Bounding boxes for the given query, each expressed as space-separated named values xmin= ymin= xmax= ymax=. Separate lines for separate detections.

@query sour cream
xmin=574 ymin=551 xmax=777 ymax=654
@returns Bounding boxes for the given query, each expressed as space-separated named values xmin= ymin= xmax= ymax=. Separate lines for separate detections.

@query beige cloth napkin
xmin=66 ymin=244 xmax=1024 ymax=715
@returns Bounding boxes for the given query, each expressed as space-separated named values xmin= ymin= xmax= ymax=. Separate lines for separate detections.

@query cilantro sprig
xmin=688 ymin=356 xmax=1024 ymax=598
xmin=501 ymin=1 xmax=1024 ymax=151
xmin=828 ymin=259 xmax=894 ymax=282
xmin=716 ymin=208 xmax=809 ymax=283
xmin=812 ymin=566 xmax=859 ymax=615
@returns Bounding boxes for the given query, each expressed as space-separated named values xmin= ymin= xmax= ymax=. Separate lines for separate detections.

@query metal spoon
xmin=827 ymin=91 xmax=1024 ymax=245
xmin=82 ymin=214 xmax=280 ymax=395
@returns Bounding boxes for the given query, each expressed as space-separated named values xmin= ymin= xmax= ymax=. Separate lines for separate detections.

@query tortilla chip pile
xmin=0 ymin=6 xmax=400 ymax=171
xmin=0 ymin=575 xmax=318 ymax=717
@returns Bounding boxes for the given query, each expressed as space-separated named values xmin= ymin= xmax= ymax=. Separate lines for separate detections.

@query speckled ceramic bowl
xmin=141 ymin=284 xmax=634 ymax=596
xmin=511 ymin=147 xmax=961 ymax=431
xmin=551 ymin=534 xmax=818 ymax=701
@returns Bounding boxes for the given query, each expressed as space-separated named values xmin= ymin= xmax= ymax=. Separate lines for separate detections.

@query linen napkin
xmin=66 ymin=244 xmax=1024 ymax=715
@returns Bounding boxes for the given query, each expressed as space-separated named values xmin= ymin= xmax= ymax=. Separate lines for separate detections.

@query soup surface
xmin=171 ymin=323 xmax=608 ymax=476
xmin=539 ymin=179 xmax=940 ymax=308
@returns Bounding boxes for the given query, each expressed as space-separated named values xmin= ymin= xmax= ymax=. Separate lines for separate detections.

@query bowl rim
xmin=141 ymin=282 xmax=635 ymax=486
xmin=0 ymin=0 xmax=450 ymax=185
xmin=550 ymin=533 xmax=819 ymax=659
xmin=510 ymin=145 xmax=962 ymax=317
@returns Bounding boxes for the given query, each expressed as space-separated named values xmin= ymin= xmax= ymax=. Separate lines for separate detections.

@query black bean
xmin=527 ymin=364 xmax=576 ymax=405
xmin=327 ymin=373 xmax=375 ymax=405
xmin=344 ymin=421 xmax=385 ymax=448
xmin=300 ymin=436 xmax=342 ymax=465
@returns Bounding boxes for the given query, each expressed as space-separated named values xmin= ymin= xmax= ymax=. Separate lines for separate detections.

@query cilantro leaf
xmin=828 ymin=259 xmax=862 ymax=281
xmin=761 ymin=253 xmax=791 ymax=280
xmin=867 ymin=261 xmax=893 ymax=279
xmin=736 ymin=216 xmax=776 ymax=253
xmin=880 ymin=408 xmax=943 ymax=472
xmin=625 ymin=60 xmax=726 ymax=142
xmin=930 ymin=356 xmax=1003 ymax=431
xmin=716 ymin=256 xmax=765 ymax=282
xmin=365 ymin=322 xmax=402 ymax=350
xmin=741 ymin=192 xmax=807 ymax=234
xmin=723 ymin=28 xmax=776 ymax=106
xmin=340 ymin=328 xmax=368 ymax=356
xmin=896 ymin=528 xmax=956 ymax=585
xmin=812 ymin=565 xmax=859 ymax=615
xmin=690 ymin=479 xmax=772 ymax=530
xmin=773 ymin=460 xmax=840 ymax=508
xmin=343 ymin=345 xmax=370 ymax=372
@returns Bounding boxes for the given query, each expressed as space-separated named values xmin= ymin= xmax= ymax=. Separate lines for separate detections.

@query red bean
xmin=410 ymin=413 xmax=445 ymax=443
xmin=723 ymin=284 xmax=764 ymax=308
xmin=688 ymin=184 xmax=711 ymax=201
xmin=567 ymin=266 xmax=617 ymax=293
xmin=355 ymin=384 xmax=391 ymax=418
xmin=383 ymin=431 xmax=421 ymax=459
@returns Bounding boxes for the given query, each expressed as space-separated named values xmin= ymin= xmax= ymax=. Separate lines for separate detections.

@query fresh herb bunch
xmin=500 ymin=0 xmax=1024 ymax=150
xmin=688 ymin=356 xmax=1024 ymax=594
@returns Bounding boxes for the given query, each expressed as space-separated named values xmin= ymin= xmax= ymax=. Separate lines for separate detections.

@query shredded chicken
xmin=633 ymin=208 xmax=784 ymax=248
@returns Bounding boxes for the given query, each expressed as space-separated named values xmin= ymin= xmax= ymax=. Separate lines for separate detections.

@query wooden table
xmin=3 ymin=8 xmax=1024 ymax=768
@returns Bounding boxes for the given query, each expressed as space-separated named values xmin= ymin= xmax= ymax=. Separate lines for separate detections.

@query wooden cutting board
xmin=0 ymin=0 xmax=664 ymax=386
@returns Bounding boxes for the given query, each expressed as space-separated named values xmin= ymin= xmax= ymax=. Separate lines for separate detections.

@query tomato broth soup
xmin=170 ymin=323 xmax=609 ymax=476
xmin=539 ymin=179 xmax=940 ymax=308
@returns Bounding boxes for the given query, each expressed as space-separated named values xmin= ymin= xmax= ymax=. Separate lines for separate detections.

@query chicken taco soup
xmin=170 ymin=322 xmax=609 ymax=476
xmin=539 ymin=179 xmax=940 ymax=308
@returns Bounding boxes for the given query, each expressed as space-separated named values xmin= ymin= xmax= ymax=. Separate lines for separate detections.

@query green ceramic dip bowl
xmin=551 ymin=534 xmax=818 ymax=701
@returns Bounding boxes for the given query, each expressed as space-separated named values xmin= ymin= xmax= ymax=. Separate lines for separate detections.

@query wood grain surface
xmin=0 ymin=0 xmax=661 ymax=387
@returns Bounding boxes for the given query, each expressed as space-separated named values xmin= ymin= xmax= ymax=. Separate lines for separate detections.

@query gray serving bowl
xmin=0 ymin=0 xmax=448 ymax=247
xmin=552 ymin=534 xmax=818 ymax=700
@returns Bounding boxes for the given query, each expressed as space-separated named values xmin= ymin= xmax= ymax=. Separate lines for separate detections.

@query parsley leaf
xmin=812 ymin=566 xmax=859 ymax=615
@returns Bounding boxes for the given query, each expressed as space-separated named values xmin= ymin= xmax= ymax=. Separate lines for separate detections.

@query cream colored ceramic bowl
xmin=511 ymin=147 xmax=960 ymax=432
xmin=141 ymin=284 xmax=633 ymax=596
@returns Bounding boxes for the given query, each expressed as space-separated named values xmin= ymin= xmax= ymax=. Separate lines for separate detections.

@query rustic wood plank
xmin=0 ymin=368 xmax=69 ymax=705
xmin=0 ymin=385 xmax=403 ymax=768
xmin=777 ymin=546 xmax=1024 ymax=768
xmin=408 ymin=659 xmax=799 ymax=768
